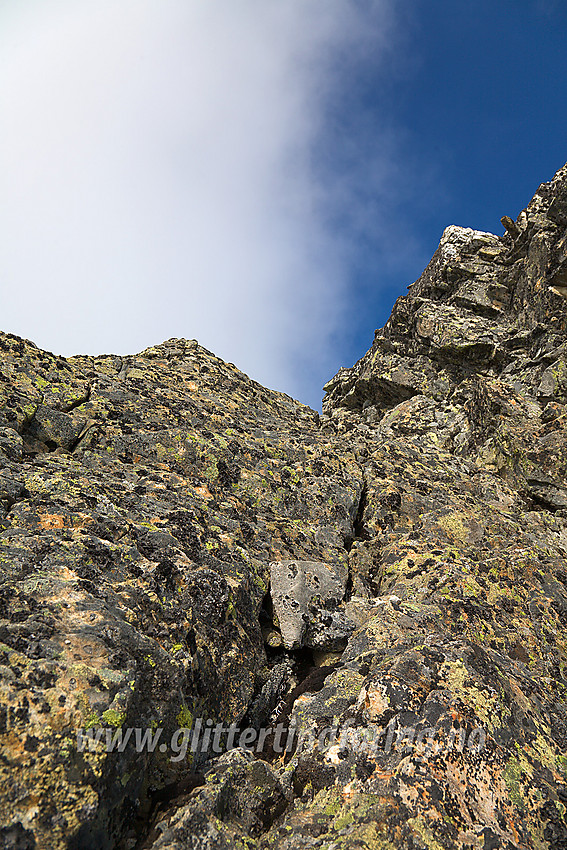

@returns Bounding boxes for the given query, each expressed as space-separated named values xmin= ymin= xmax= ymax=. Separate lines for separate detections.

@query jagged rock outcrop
xmin=1 ymin=164 xmax=567 ymax=849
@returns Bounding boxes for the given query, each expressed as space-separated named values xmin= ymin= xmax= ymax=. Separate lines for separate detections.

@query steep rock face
xmin=0 ymin=337 xmax=362 ymax=848
xmin=1 ymin=164 xmax=567 ymax=849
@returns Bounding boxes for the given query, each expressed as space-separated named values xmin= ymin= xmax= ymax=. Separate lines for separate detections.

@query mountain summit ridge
xmin=1 ymin=164 xmax=567 ymax=848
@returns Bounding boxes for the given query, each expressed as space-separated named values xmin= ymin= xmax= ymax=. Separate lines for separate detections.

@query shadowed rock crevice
xmin=345 ymin=475 xmax=369 ymax=553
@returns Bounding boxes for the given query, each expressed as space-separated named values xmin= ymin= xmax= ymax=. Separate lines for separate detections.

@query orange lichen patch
xmin=38 ymin=512 xmax=65 ymax=530
xmin=3 ymin=730 xmax=29 ymax=764
xmin=55 ymin=566 xmax=81 ymax=583
xmin=360 ymin=685 xmax=389 ymax=721
xmin=342 ymin=780 xmax=358 ymax=802
xmin=72 ymin=513 xmax=95 ymax=530
xmin=371 ymin=767 xmax=395 ymax=782
xmin=505 ymin=676 xmax=534 ymax=713
xmin=429 ymin=755 xmax=521 ymax=844
xmin=503 ymin=814 xmax=524 ymax=848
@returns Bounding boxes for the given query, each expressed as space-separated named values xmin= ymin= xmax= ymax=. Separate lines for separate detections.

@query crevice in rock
xmin=523 ymin=490 xmax=562 ymax=514
xmin=16 ymin=394 xmax=44 ymax=455
xmin=131 ymin=635 xmax=327 ymax=848
xmin=248 ymin=648 xmax=338 ymax=767
xmin=124 ymin=503 xmax=365 ymax=847
xmin=68 ymin=419 xmax=97 ymax=454
xmin=62 ymin=383 xmax=92 ymax=413
xmin=349 ymin=478 xmax=369 ymax=552
xmin=247 ymin=592 xmax=318 ymax=736
xmin=344 ymin=562 xmax=354 ymax=603
xmin=137 ymin=773 xmax=207 ymax=848
xmin=0 ymin=486 xmax=30 ymax=527
xmin=19 ymin=384 xmax=94 ymax=455
xmin=344 ymin=473 xmax=369 ymax=602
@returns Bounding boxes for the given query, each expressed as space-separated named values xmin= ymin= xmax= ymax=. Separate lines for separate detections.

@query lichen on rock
xmin=1 ymin=163 xmax=567 ymax=848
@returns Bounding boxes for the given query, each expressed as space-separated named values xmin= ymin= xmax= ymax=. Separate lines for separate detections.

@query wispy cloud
xmin=0 ymin=0 xmax=403 ymax=407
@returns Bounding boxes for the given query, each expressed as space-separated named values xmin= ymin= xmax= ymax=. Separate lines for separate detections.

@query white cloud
xmin=0 ymin=0 xmax=398 ymax=406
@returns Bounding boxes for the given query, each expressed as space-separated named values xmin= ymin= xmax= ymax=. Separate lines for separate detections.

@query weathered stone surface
xmin=144 ymin=749 xmax=287 ymax=849
xmin=269 ymin=560 xmax=353 ymax=650
xmin=2 ymin=163 xmax=567 ymax=848
xmin=0 ymin=333 xmax=363 ymax=848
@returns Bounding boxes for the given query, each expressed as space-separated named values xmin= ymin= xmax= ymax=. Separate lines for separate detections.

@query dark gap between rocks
xmin=344 ymin=475 xmax=369 ymax=602
xmin=132 ymin=662 xmax=339 ymax=848
xmin=524 ymin=490 xmax=562 ymax=514
xmin=346 ymin=479 xmax=369 ymax=554
xmin=250 ymin=592 xmax=341 ymax=764
xmin=131 ymin=596 xmax=340 ymax=849
xmin=63 ymin=384 xmax=92 ymax=413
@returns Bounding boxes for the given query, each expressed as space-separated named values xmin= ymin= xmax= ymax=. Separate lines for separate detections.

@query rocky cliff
xmin=1 ymin=165 xmax=567 ymax=850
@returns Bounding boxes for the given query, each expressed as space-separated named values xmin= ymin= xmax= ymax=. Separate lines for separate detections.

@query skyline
xmin=1 ymin=1 xmax=566 ymax=408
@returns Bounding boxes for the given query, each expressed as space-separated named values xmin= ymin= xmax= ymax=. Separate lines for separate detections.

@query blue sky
xmin=327 ymin=0 xmax=567 ymax=400
xmin=0 ymin=1 xmax=566 ymax=409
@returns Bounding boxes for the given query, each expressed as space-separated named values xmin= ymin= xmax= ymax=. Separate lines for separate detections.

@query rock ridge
xmin=1 ymin=164 xmax=567 ymax=848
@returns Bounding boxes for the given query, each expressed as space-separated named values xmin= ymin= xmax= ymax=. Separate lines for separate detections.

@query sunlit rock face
xmin=1 ymin=164 xmax=567 ymax=849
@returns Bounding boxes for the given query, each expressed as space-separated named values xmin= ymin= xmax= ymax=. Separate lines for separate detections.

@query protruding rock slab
xmin=270 ymin=559 xmax=353 ymax=650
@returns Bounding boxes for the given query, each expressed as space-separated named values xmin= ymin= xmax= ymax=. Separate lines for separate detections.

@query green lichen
xmin=504 ymin=755 xmax=526 ymax=810
xmin=101 ymin=709 xmax=126 ymax=728
xmin=176 ymin=706 xmax=193 ymax=728
xmin=84 ymin=712 xmax=100 ymax=730
xmin=205 ymin=460 xmax=219 ymax=480
xmin=334 ymin=811 xmax=354 ymax=830
xmin=407 ymin=817 xmax=447 ymax=850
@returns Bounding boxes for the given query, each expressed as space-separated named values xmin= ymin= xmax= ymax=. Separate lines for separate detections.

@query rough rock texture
xmin=270 ymin=560 xmax=354 ymax=650
xmin=2 ymin=164 xmax=567 ymax=849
